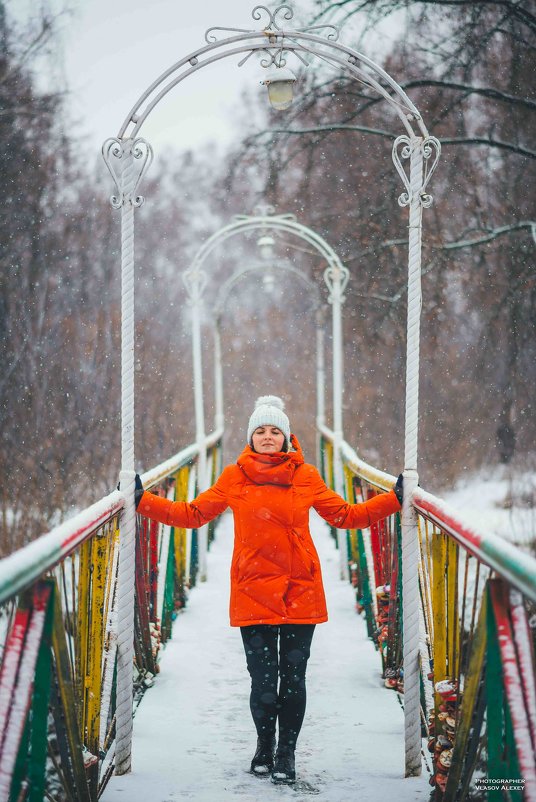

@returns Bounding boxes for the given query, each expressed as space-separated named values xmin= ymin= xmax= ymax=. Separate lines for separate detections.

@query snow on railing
xmin=2 ymin=421 xmax=533 ymax=801
xmin=0 ymin=431 xmax=223 ymax=802
xmin=320 ymin=429 xmax=536 ymax=802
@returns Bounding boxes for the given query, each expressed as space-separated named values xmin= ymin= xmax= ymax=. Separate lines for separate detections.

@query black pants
xmin=240 ymin=624 xmax=315 ymax=750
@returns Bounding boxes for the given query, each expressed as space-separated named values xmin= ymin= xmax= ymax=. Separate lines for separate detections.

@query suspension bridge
xmin=1 ymin=424 xmax=535 ymax=801
xmin=1 ymin=3 xmax=535 ymax=801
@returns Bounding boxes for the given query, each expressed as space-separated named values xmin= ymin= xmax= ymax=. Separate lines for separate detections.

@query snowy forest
xmin=0 ymin=0 xmax=534 ymax=553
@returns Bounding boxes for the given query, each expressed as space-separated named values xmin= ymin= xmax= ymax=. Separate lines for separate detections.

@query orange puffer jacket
xmin=138 ymin=435 xmax=401 ymax=627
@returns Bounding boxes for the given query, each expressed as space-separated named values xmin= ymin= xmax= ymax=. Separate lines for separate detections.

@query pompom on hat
xmin=247 ymin=395 xmax=291 ymax=445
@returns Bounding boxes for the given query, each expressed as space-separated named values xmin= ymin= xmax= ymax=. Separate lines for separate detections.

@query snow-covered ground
xmin=101 ymin=511 xmax=431 ymax=802
xmin=443 ymin=465 xmax=536 ymax=549
xmin=100 ymin=468 xmax=535 ymax=802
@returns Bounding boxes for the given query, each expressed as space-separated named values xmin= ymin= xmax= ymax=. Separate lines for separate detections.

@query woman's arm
xmin=311 ymin=469 xmax=401 ymax=529
xmin=138 ymin=466 xmax=231 ymax=529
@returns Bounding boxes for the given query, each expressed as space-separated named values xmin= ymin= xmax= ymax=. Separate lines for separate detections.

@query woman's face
xmin=251 ymin=425 xmax=285 ymax=454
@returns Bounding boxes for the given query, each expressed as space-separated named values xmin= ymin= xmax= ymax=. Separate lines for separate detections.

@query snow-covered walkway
xmin=102 ymin=511 xmax=431 ymax=802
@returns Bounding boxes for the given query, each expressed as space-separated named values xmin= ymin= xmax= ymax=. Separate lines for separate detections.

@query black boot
xmin=271 ymin=745 xmax=296 ymax=784
xmin=250 ymin=735 xmax=276 ymax=776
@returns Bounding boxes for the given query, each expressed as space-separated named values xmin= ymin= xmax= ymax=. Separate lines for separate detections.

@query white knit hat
xmin=247 ymin=395 xmax=291 ymax=445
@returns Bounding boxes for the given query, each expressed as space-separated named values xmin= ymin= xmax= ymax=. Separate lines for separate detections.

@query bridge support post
xmin=401 ymin=137 xmax=425 ymax=777
xmin=392 ymin=131 xmax=440 ymax=777
xmin=214 ymin=321 xmax=224 ymax=432
xmin=102 ymin=135 xmax=153 ymax=775
xmin=191 ymin=275 xmax=208 ymax=582
xmin=315 ymin=309 xmax=325 ymax=469
xmin=327 ymin=262 xmax=349 ymax=581
xmin=115 ymin=140 xmax=137 ymax=776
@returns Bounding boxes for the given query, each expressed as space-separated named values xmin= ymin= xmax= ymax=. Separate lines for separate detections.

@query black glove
xmin=393 ymin=473 xmax=403 ymax=506
xmin=135 ymin=473 xmax=144 ymax=509
xmin=117 ymin=474 xmax=145 ymax=509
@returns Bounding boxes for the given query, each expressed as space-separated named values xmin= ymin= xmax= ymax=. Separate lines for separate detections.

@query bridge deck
xmin=102 ymin=511 xmax=430 ymax=802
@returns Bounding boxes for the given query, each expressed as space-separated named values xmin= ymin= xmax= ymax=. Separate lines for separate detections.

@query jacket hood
xmin=236 ymin=433 xmax=304 ymax=486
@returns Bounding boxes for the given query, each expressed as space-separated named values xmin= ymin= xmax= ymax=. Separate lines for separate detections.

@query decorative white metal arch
xmin=102 ymin=2 xmax=441 ymax=779
xmin=211 ymin=257 xmax=327 ymax=482
xmin=182 ymin=208 xmax=350 ymax=586
xmin=212 ymin=257 xmax=325 ymax=437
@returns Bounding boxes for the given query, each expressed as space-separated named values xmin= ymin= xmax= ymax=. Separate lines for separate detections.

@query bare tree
xmin=222 ymin=0 xmax=535 ymax=485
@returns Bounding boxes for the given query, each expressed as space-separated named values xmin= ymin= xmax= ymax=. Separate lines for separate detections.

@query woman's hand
xmin=393 ymin=473 xmax=403 ymax=506
xmin=117 ymin=473 xmax=145 ymax=509
xmin=135 ymin=474 xmax=144 ymax=509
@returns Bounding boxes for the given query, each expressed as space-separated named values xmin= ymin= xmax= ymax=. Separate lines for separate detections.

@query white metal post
xmin=115 ymin=140 xmax=136 ymax=775
xmin=102 ymin=135 xmax=152 ymax=776
xmin=315 ymin=309 xmax=326 ymax=470
xmin=401 ymin=137 xmax=424 ymax=778
xmin=330 ymin=263 xmax=348 ymax=581
xmin=191 ymin=275 xmax=208 ymax=581
xmin=214 ymin=321 xmax=224 ymax=432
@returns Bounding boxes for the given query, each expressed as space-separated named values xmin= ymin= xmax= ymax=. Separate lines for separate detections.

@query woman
xmin=136 ymin=395 xmax=403 ymax=784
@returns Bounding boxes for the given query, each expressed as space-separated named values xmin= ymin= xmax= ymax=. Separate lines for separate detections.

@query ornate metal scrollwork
xmin=323 ymin=263 xmax=350 ymax=304
xmin=203 ymin=4 xmax=340 ymax=82
xmin=233 ymin=206 xmax=297 ymax=224
xmin=260 ymin=49 xmax=287 ymax=68
xmin=252 ymin=4 xmax=293 ymax=29
xmin=392 ymin=135 xmax=441 ymax=208
xmin=102 ymin=137 xmax=154 ymax=208
xmin=420 ymin=137 xmax=441 ymax=207
xmin=182 ymin=267 xmax=209 ymax=302
xmin=205 ymin=25 xmax=252 ymax=44
xmin=392 ymin=136 xmax=412 ymax=208
xmin=253 ymin=4 xmax=339 ymax=39
xmin=205 ymin=4 xmax=339 ymax=44
xmin=102 ymin=138 xmax=124 ymax=209
xmin=253 ymin=203 xmax=275 ymax=216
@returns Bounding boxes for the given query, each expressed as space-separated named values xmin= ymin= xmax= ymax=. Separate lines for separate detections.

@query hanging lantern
xmin=257 ymin=234 xmax=275 ymax=261
xmin=261 ymin=65 xmax=296 ymax=111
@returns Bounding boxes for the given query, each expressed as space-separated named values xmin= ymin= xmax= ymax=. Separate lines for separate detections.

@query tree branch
xmin=345 ymin=222 xmax=536 ymax=263
xmin=0 ymin=15 xmax=55 ymax=87
xmin=315 ymin=0 xmax=536 ymax=33
xmin=250 ymin=126 xmax=536 ymax=159
xmin=400 ymin=79 xmax=536 ymax=111
xmin=440 ymin=221 xmax=536 ymax=249
xmin=440 ymin=135 xmax=536 ymax=159
xmin=414 ymin=0 xmax=536 ymax=33
xmin=250 ymin=124 xmax=396 ymax=141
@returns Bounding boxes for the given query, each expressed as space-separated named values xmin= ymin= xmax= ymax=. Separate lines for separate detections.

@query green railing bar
xmin=0 ymin=431 xmax=223 ymax=606
xmin=334 ymin=434 xmax=536 ymax=603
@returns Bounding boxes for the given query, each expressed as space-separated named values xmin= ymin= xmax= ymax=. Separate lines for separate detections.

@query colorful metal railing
xmin=2 ymin=420 xmax=534 ymax=801
xmin=0 ymin=432 xmax=222 ymax=802
xmin=319 ymin=427 xmax=536 ymax=801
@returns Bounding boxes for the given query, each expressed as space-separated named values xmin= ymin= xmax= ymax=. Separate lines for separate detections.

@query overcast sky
xmin=11 ymin=0 xmax=398 ymax=160
xmin=55 ymin=0 xmax=318 ymax=158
